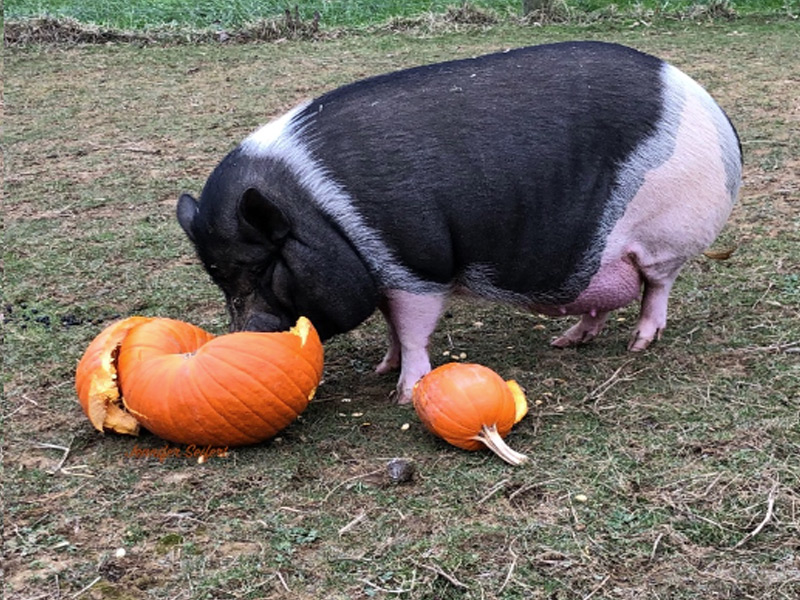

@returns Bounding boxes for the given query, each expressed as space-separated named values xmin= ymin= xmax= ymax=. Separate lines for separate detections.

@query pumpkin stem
xmin=472 ymin=424 xmax=529 ymax=466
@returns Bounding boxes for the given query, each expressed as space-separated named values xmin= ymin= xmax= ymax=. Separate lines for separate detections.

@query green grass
xmin=4 ymin=13 xmax=800 ymax=600
xmin=4 ymin=0 xmax=798 ymax=30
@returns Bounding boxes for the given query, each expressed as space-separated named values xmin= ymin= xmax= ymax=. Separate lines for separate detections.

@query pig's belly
xmin=531 ymin=257 xmax=642 ymax=317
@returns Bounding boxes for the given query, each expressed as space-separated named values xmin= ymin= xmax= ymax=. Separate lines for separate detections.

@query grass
xmin=4 ymin=0 xmax=799 ymax=31
xmin=4 ymin=11 xmax=800 ymax=600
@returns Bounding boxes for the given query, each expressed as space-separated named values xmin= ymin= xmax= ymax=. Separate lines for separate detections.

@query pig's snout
xmin=226 ymin=294 xmax=288 ymax=333
xmin=238 ymin=311 xmax=286 ymax=333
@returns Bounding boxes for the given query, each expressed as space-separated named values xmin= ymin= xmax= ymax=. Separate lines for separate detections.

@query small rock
xmin=386 ymin=458 xmax=416 ymax=484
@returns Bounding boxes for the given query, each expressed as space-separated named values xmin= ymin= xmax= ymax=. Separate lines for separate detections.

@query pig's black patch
xmin=298 ymin=41 xmax=664 ymax=302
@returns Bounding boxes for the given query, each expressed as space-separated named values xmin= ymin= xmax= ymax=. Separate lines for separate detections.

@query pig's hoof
xmin=552 ymin=335 xmax=578 ymax=348
xmin=627 ymin=328 xmax=662 ymax=352
xmin=392 ymin=388 xmax=413 ymax=405
xmin=551 ymin=312 xmax=608 ymax=348
xmin=375 ymin=355 xmax=400 ymax=374
xmin=551 ymin=329 xmax=597 ymax=348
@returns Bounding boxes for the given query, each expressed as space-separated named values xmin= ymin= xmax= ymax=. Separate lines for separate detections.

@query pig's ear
xmin=238 ymin=187 xmax=290 ymax=244
xmin=177 ymin=193 xmax=199 ymax=242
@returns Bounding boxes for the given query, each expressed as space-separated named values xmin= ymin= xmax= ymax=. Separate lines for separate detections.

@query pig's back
xmin=248 ymin=42 xmax=736 ymax=305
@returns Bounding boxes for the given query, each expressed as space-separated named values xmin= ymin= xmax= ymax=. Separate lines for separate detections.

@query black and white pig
xmin=177 ymin=41 xmax=742 ymax=402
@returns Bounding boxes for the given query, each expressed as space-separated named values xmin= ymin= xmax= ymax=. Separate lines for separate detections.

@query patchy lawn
xmin=4 ymin=16 xmax=799 ymax=600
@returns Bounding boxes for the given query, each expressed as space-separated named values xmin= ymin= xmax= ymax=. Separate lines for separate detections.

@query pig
xmin=177 ymin=41 xmax=742 ymax=403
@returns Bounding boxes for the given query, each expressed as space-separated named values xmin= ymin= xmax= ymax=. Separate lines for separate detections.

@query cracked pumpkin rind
xmin=75 ymin=316 xmax=154 ymax=435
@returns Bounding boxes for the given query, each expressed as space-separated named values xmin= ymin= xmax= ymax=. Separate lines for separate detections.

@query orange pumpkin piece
xmin=75 ymin=316 xmax=323 ymax=447
xmin=75 ymin=316 xmax=154 ymax=435
xmin=412 ymin=363 xmax=529 ymax=465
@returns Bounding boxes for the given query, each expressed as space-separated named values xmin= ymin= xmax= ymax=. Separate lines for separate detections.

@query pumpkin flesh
xmin=74 ymin=316 xmax=153 ymax=435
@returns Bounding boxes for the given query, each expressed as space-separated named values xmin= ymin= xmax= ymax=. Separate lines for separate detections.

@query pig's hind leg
xmin=627 ymin=253 xmax=686 ymax=352
xmin=551 ymin=311 xmax=610 ymax=348
xmin=549 ymin=251 xmax=686 ymax=352
xmin=376 ymin=290 xmax=447 ymax=404
xmin=548 ymin=256 xmax=641 ymax=348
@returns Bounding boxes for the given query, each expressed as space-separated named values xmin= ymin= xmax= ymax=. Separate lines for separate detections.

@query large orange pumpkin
xmin=75 ymin=316 xmax=323 ymax=447
xmin=412 ymin=363 xmax=529 ymax=465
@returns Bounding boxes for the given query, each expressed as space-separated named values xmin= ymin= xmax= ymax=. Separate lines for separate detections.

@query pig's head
xmin=177 ymin=187 xmax=298 ymax=334
xmin=177 ymin=162 xmax=379 ymax=340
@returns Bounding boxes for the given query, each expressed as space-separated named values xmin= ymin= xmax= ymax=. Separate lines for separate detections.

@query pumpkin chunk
xmin=75 ymin=316 xmax=153 ymax=435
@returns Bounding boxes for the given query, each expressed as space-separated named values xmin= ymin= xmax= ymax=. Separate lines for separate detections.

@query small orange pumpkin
xmin=412 ymin=363 xmax=529 ymax=465
xmin=75 ymin=316 xmax=323 ymax=447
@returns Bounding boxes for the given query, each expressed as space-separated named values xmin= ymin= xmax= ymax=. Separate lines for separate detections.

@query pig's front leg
xmin=377 ymin=289 xmax=447 ymax=404
xmin=375 ymin=297 xmax=401 ymax=374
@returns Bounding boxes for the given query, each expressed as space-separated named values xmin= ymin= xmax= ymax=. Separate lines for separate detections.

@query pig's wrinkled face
xmin=177 ymin=191 xmax=297 ymax=334
xmin=204 ymin=253 xmax=292 ymax=334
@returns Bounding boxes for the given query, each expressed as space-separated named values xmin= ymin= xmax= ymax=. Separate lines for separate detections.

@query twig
xmin=477 ymin=478 xmax=510 ymax=504
xmin=568 ymin=492 xmax=582 ymax=527
xmin=34 ymin=439 xmax=73 ymax=475
xmin=650 ymin=532 xmax=664 ymax=561
xmin=163 ymin=512 xmax=207 ymax=525
xmin=751 ymin=281 xmax=775 ymax=310
xmin=122 ymin=146 xmax=161 ymax=154
xmin=497 ymin=544 xmax=518 ymax=594
xmin=338 ymin=511 xmax=367 ymax=536
xmin=53 ymin=441 xmax=74 ymax=473
xmin=70 ymin=576 xmax=101 ymax=599
xmin=743 ymin=340 xmax=800 ymax=354
xmin=733 ymin=483 xmax=779 ymax=549
xmin=421 ymin=563 xmax=468 ymax=589
xmin=699 ymin=472 xmax=724 ymax=499
xmin=275 ymin=571 xmax=290 ymax=593
xmin=582 ymin=360 xmax=642 ymax=404
xmin=358 ymin=578 xmax=412 ymax=594
xmin=741 ymin=139 xmax=788 ymax=145
xmin=582 ymin=574 xmax=610 ymax=600
xmin=507 ymin=478 xmax=560 ymax=501
xmin=692 ymin=512 xmax=725 ymax=531
xmin=323 ymin=468 xmax=384 ymax=502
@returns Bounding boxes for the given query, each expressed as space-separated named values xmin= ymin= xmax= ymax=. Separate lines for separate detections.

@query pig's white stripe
xmin=240 ymin=103 xmax=441 ymax=294
xmin=662 ymin=64 xmax=742 ymax=200
xmin=545 ymin=60 xmax=741 ymax=305
xmin=239 ymin=103 xmax=307 ymax=154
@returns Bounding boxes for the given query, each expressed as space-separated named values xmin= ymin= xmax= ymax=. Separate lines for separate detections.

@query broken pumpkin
xmin=75 ymin=316 xmax=324 ymax=447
